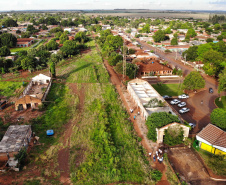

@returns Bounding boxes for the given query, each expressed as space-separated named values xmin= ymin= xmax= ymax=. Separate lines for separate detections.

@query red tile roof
xmin=136 ymin=61 xmax=172 ymax=73
xmin=197 ymin=124 xmax=226 ymax=148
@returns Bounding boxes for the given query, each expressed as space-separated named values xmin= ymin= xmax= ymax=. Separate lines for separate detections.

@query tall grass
xmin=0 ymin=81 xmax=26 ymax=98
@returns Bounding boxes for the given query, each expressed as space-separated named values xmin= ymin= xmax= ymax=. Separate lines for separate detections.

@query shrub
xmin=151 ymin=170 xmax=162 ymax=181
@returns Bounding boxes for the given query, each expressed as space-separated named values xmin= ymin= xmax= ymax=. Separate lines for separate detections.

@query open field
xmin=152 ymin=83 xmax=183 ymax=96
xmin=0 ymin=81 xmax=27 ymax=98
xmin=85 ymin=12 xmax=211 ymax=19
xmin=215 ymin=96 xmax=226 ymax=110
xmin=0 ymin=40 xmax=154 ymax=184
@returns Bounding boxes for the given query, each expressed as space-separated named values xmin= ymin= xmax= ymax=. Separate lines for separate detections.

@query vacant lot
xmin=0 ymin=40 xmax=154 ymax=184
xmin=168 ymin=147 xmax=225 ymax=185
xmin=152 ymin=83 xmax=183 ymax=96
xmin=0 ymin=81 xmax=26 ymax=98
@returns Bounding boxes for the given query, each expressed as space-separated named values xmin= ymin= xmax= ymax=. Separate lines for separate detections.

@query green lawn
xmin=0 ymin=81 xmax=27 ymax=98
xmin=152 ymin=83 xmax=183 ymax=96
xmin=215 ymin=96 xmax=226 ymax=110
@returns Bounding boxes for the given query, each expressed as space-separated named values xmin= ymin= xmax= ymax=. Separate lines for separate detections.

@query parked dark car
xmin=209 ymin=88 xmax=213 ymax=93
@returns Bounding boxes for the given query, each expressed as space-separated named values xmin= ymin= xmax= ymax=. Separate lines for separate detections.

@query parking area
xmin=166 ymin=98 xmax=197 ymax=125
xmin=168 ymin=147 xmax=225 ymax=185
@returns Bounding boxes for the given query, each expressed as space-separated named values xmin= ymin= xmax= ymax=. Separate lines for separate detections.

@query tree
xmin=210 ymin=108 xmax=226 ymax=130
xmin=129 ymin=48 xmax=136 ymax=54
xmin=74 ymin=31 xmax=89 ymax=43
xmin=50 ymin=27 xmax=63 ymax=33
xmin=0 ymin=46 xmax=10 ymax=56
xmin=0 ymin=33 xmax=17 ymax=48
xmin=151 ymin=170 xmax=162 ymax=182
xmin=206 ymin=38 xmax=214 ymax=43
xmin=27 ymin=48 xmax=37 ymax=57
xmin=153 ymin=30 xmax=165 ymax=42
xmin=164 ymin=126 xmax=184 ymax=146
xmin=108 ymin=54 xmax=123 ymax=66
xmin=187 ymin=28 xmax=197 ymax=37
xmin=49 ymin=61 xmax=56 ymax=78
xmin=46 ymin=40 xmax=59 ymax=50
xmin=183 ymin=71 xmax=205 ymax=91
xmin=21 ymin=32 xmax=31 ymax=38
xmin=164 ymin=27 xmax=172 ymax=34
xmin=182 ymin=45 xmax=198 ymax=61
xmin=171 ymin=38 xmax=178 ymax=45
xmin=59 ymin=33 xmax=69 ymax=44
xmin=21 ymin=57 xmax=36 ymax=70
xmin=218 ymin=67 xmax=226 ymax=94
xmin=2 ymin=18 xmax=18 ymax=27
xmin=142 ymin=24 xmax=150 ymax=33
xmin=146 ymin=112 xmax=180 ymax=141
xmin=60 ymin=40 xmax=79 ymax=57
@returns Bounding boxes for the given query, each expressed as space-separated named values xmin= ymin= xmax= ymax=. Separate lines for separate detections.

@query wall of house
xmin=23 ymin=81 xmax=33 ymax=96
xmin=42 ymin=79 xmax=52 ymax=101
xmin=127 ymin=83 xmax=149 ymax=120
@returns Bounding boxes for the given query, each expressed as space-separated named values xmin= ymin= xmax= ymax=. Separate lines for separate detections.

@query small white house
xmin=32 ymin=74 xmax=51 ymax=85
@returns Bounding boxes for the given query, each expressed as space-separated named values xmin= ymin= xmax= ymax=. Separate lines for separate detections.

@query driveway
xmin=138 ymin=39 xmax=218 ymax=132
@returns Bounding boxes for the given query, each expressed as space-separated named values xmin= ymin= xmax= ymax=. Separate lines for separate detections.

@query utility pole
xmin=175 ymin=50 xmax=177 ymax=60
xmin=123 ymin=41 xmax=126 ymax=81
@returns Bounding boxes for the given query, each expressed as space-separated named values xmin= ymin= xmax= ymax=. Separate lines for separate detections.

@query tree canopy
xmin=60 ymin=40 xmax=79 ymax=57
xmin=2 ymin=18 xmax=18 ymax=27
xmin=46 ymin=40 xmax=59 ymax=51
xmin=183 ymin=71 xmax=205 ymax=91
xmin=218 ymin=67 xmax=226 ymax=94
xmin=210 ymin=108 xmax=226 ymax=130
xmin=153 ymin=30 xmax=166 ymax=43
xmin=145 ymin=112 xmax=180 ymax=142
xmin=0 ymin=46 xmax=10 ymax=56
xmin=0 ymin=33 xmax=17 ymax=48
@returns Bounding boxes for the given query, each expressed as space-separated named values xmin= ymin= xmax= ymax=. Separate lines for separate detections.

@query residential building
xmin=15 ymin=74 xmax=52 ymax=111
xmin=0 ymin=125 xmax=32 ymax=167
xmin=127 ymin=79 xmax=176 ymax=120
xmin=196 ymin=124 xmax=226 ymax=157
xmin=136 ymin=61 xmax=173 ymax=76
xmin=16 ymin=38 xmax=34 ymax=48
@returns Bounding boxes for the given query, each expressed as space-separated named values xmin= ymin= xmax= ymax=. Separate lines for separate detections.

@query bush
xmin=164 ymin=126 xmax=184 ymax=146
xmin=151 ymin=170 xmax=162 ymax=181
xmin=146 ymin=112 xmax=180 ymax=141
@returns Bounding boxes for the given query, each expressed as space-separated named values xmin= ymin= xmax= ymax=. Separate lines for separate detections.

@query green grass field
xmin=27 ymin=40 xmax=154 ymax=184
xmin=152 ymin=83 xmax=183 ymax=96
xmin=215 ymin=96 xmax=226 ymax=110
xmin=0 ymin=81 xmax=27 ymax=98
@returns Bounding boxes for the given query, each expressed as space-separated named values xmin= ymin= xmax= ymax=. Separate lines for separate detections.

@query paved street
xmin=137 ymin=39 xmax=218 ymax=133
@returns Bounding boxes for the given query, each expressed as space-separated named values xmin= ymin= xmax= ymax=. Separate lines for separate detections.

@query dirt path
xmin=102 ymin=50 xmax=169 ymax=184
xmin=58 ymin=83 xmax=85 ymax=184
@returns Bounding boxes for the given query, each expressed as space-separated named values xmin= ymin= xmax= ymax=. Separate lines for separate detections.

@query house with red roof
xmin=196 ymin=124 xmax=226 ymax=157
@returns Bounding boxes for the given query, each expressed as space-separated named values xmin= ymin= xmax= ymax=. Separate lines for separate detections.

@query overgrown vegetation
xmin=215 ymin=96 xmax=226 ymax=110
xmin=146 ymin=112 xmax=180 ymax=142
xmin=0 ymin=81 xmax=27 ymax=98
xmin=198 ymin=150 xmax=226 ymax=176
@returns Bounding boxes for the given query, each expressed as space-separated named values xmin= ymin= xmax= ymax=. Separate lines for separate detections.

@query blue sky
xmin=1 ymin=0 xmax=226 ymax=11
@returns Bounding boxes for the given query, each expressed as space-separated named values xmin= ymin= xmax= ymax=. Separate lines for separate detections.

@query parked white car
xmin=189 ymin=123 xmax=196 ymax=129
xmin=178 ymin=102 xmax=186 ymax=107
xmin=170 ymin=99 xmax=181 ymax=105
xmin=178 ymin=94 xmax=189 ymax=99
xmin=179 ymin=107 xmax=190 ymax=113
